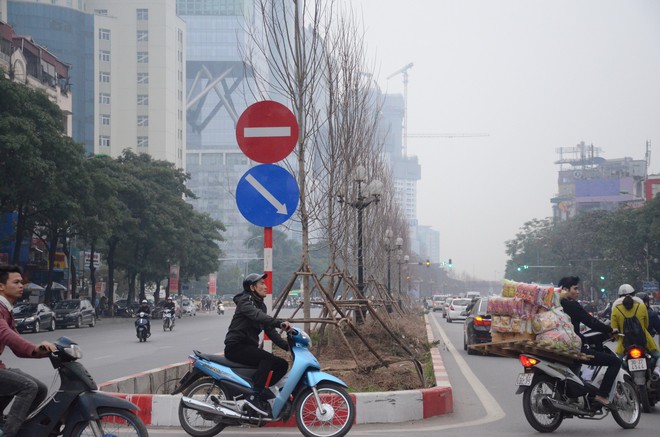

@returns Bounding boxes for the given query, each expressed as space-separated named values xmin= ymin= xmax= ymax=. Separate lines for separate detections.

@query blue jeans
xmin=0 ymin=368 xmax=48 ymax=437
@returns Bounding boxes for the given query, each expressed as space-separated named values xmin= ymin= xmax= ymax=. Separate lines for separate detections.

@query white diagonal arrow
xmin=245 ymin=174 xmax=288 ymax=215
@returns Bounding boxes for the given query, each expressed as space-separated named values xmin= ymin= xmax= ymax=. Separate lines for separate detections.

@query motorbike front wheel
xmin=71 ymin=407 xmax=148 ymax=437
xmin=163 ymin=319 xmax=169 ymax=331
xmin=294 ymin=382 xmax=355 ymax=437
xmin=522 ymin=375 xmax=564 ymax=433
xmin=611 ymin=376 xmax=641 ymax=429
xmin=178 ymin=376 xmax=228 ymax=437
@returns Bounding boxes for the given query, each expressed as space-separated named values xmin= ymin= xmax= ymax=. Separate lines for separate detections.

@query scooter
xmin=0 ymin=337 xmax=147 ymax=436
xmin=622 ymin=344 xmax=660 ymax=412
xmin=516 ymin=330 xmax=640 ymax=433
xmin=217 ymin=303 xmax=225 ymax=315
xmin=135 ymin=312 xmax=150 ymax=342
xmin=172 ymin=327 xmax=355 ymax=437
xmin=163 ymin=308 xmax=175 ymax=331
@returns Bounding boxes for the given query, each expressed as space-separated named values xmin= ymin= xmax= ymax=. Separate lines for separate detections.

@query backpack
xmin=617 ymin=304 xmax=646 ymax=348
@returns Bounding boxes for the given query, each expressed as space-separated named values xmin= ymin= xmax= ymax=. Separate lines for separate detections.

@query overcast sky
xmin=349 ymin=0 xmax=660 ymax=281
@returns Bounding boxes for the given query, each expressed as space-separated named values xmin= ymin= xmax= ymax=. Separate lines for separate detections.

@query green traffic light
xmin=599 ymin=275 xmax=605 ymax=280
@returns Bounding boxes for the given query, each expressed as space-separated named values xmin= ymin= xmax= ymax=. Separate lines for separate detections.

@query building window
xmin=99 ymin=72 xmax=110 ymax=83
xmin=137 ymin=136 xmax=149 ymax=148
xmin=137 ymin=95 xmax=149 ymax=106
xmin=137 ymin=52 xmax=149 ymax=63
xmin=137 ymin=116 xmax=149 ymax=127
xmin=99 ymin=136 xmax=110 ymax=147
xmin=99 ymin=50 xmax=110 ymax=62
xmin=137 ymin=9 xmax=148 ymax=20
xmin=99 ymin=93 xmax=110 ymax=104
xmin=100 ymin=114 xmax=110 ymax=126
xmin=137 ymin=30 xmax=149 ymax=42
xmin=99 ymin=28 xmax=110 ymax=40
xmin=137 ymin=73 xmax=149 ymax=84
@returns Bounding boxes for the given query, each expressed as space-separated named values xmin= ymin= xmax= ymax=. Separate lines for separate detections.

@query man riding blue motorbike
xmin=224 ymin=273 xmax=292 ymax=416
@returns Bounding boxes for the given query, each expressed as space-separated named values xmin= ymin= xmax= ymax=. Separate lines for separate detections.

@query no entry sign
xmin=236 ymin=101 xmax=299 ymax=163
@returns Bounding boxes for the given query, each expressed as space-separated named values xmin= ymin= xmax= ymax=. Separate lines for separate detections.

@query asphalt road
xmin=5 ymin=309 xmax=660 ymax=436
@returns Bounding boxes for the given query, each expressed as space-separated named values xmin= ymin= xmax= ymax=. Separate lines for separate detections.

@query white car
xmin=181 ymin=299 xmax=197 ymax=316
xmin=446 ymin=298 xmax=471 ymax=323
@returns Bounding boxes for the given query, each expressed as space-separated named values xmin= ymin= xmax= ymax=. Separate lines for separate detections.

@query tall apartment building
xmin=177 ymin=0 xmax=268 ymax=263
xmin=5 ymin=0 xmax=186 ymax=168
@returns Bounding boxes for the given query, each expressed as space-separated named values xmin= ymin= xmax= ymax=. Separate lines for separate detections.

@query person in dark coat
xmin=224 ymin=273 xmax=292 ymax=416
xmin=559 ymin=275 xmax=620 ymax=408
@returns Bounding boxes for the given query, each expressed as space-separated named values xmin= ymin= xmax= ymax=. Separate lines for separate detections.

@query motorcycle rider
xmin=612 ymin=287 xmax=660 ymax=377
xmin=163 ymin=296 xmax=176 ymax=327
xmin=639 ymin=292 xmax=660 ymax=339
xmin=224 ymin=273 xmax=292 ymax=416
xmin=135 ymin=299 xmax=151 ymax=337
xmin=0 ymin=265 xmax=56 ymax=437
xmin=559 ymin=276 xmax=620 ymax=408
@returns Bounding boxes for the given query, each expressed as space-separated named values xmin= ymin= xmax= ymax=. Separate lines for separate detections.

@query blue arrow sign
xmin=236 ymin=164 xmax=299 ymax=227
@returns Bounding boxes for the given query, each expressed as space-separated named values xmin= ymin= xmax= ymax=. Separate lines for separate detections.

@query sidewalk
xmin=100 ymin=314 xmax=452 ymax=426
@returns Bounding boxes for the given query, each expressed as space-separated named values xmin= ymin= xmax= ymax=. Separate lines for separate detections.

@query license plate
xmin=516 ymin=373 xmax=534 ymax=386
xmin=628 ymin=358 xmax=647 ymax=371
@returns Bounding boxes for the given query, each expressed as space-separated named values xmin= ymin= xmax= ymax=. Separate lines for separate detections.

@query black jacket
xmin=561 ymin=297 xmax=613 ymax=343
xmin=224 ymin=291 xmax=288 ymax=351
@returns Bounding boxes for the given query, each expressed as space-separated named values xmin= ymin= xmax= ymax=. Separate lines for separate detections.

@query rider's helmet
xmin=638 ymin=292 xmax=650 ymax=304
xmin=141 ymin=299 xmax=148 ymax=304
xmin=243 ymin=272 xmax=267 ymax=292
xmin=618 ymin=284 xmax=635 ymax=297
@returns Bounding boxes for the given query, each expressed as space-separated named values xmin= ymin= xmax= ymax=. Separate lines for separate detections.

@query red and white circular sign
xmin=236 ymin=101 xmax=299 ymax=163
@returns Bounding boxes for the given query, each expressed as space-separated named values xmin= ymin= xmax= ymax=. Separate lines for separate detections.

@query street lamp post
xmin=398 ymin=253 xmax=409 ymax=309
xmin=338 ymin=165 xmax=383 ymax=321
xmin=384 ymin=229 xmax=403 ymax=312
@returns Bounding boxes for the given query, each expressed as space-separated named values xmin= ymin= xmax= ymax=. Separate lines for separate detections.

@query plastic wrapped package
xmin=502 ymin=279 xmax=518 ymax=298
xmin=532 ymin=309 xmax=562 ymax=334
xmin=492 ymin=315 xmax=512 ymax=333
xmin=535 ymin=326 xmax=582 ymax=352
xmin=515 ymin=282 xmax=540 ymax=304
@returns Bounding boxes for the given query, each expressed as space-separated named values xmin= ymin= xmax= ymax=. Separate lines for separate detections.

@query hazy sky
xmin=350 ymin=0 xmax=660 ymax=281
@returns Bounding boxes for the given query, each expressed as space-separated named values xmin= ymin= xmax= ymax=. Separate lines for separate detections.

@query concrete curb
xmin=100 ymin=314 xmax=452 ymax=426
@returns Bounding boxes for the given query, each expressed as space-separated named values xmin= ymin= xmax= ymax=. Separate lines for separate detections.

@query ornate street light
xmin=338 ymin=165 xmax=382 ymax=320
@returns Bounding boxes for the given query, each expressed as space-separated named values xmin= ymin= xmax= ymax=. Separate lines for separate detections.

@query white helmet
xmin=618 ymin=284 xmax=635 ymax=297
xmin=141 ymin=299 xmax=148 ymax=304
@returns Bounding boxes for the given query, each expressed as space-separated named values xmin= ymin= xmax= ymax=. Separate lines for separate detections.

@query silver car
xmin=446 ymin=298 xmax=471 ymax=323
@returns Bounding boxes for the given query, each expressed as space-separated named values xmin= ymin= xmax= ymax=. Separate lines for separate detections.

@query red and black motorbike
xmin=622 ymin=344 xmax=660 ymax=412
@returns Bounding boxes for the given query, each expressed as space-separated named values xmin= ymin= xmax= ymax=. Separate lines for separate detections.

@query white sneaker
xmin=653 ymin=366 xmax=660 ymax=377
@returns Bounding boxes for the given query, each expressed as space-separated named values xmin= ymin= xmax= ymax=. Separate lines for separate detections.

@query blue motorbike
xmin=172 ymin=328 xmax=355 ymax=437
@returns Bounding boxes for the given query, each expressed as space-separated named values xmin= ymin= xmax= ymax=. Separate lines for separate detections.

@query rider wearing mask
xmin=224 ymin=273 xmax=292 ymax=416
xmin=136 ymin=299 xmax=151 ymax=337
xmin=559 ymin=276 xmax=620 ymax=407
xmin=0 ymin=265 xmax=56 ymax=437
xmin=611 ymin=286 xmax=660 ymax=377
xmin=164 ymin=296 xmax=176 ymax=312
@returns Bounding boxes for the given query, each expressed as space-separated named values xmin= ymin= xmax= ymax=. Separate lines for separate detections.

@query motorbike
xmin=516 ymin=330 xmax=640 ymax=433
xmin=622 ymin=344 xmax=660 ymax=412
xmin=217 ymin=303 xmax=225 ymax=315
xmin=135 ymin=312 xmax=150 ymax=342
xmin=0 ymin=337 xmax=147 ymax=437
xmin=163 ymin=308 xmax=176 ymax=331
xmin=172 ymin=327 xmax=355 ymax=437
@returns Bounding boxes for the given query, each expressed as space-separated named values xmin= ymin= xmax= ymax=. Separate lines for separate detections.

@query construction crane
xmin=408 ymin=133 xmax=490 ymax=139
xmin=387 ymin=63 xmax=414 ymax=157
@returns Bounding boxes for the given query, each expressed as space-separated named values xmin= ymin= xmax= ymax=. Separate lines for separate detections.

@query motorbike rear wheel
xmin=611 ymin=376 xmax=641 ymax=429
xmin=178 ymin=376 xmax=228 ymax=437
xmin=293 ymin=382 xmax=355 ymax=437
xmin=70 ymin=407 xmax=148 ymax=437
xmin=638 ymin=382 xmax=652 ymax=413
xmin=522 ymin=375 xmax=564 ymax=433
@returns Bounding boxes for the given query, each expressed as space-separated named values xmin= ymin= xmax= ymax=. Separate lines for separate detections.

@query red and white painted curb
xmin=101 ymin=315 xmax=452 ymax=426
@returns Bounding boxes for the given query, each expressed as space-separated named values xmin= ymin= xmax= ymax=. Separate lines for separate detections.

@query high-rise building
xmin=6 ymin=0 xmax=186 ymax=167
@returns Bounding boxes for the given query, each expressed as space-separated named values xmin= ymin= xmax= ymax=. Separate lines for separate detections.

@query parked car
xmin=12 ymin=303 xmax=56 ymax=333
xmin=53 ymin=299 xmax=96 ymax=328
xmin=446 ymin=298 xmax=471 ymax=323
xmin=181 ymin=298 xmax=196 ymax=316
xmin=463 ymin=297 xmax=491 ymax=355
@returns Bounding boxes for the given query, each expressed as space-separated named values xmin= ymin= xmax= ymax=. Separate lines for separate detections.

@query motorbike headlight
xmin=63 ymin=344 xmax=83 ymax=359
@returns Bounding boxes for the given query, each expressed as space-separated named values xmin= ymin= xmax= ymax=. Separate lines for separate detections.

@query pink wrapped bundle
xmin=515 ymin=282 xmax=540 ymax=304
xmin=536 ymin=327 xmax=581 ymax=352
xmin=492 ymin=315 xmax=512 ymax=333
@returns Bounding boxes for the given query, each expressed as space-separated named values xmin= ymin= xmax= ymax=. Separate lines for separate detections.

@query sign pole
xmin=263 ymin=226 xmax=273 ymax=352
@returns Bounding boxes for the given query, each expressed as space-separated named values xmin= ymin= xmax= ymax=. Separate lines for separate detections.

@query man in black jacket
xmin=224 ymin=273 xmax=292 ymax=416
xmin=559 ymin=276 xmax=620 ymax=408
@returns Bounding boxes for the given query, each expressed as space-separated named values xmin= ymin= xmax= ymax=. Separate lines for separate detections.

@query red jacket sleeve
xmin=0 ymin=308 xmax=36 ymax=367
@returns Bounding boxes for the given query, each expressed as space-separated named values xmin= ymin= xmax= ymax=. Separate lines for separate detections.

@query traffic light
xmin=524 ymin=265 xmax=529 ymax=270
xmin=516 ymin=264 xmax=529 ymax=272
xmin=425 ymin=260 xmax=431 ymax=267
xmin=599 ymin=275 xmax=605 ymax=280
xmin=517 ymin=265 xmax=522 ymax=272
